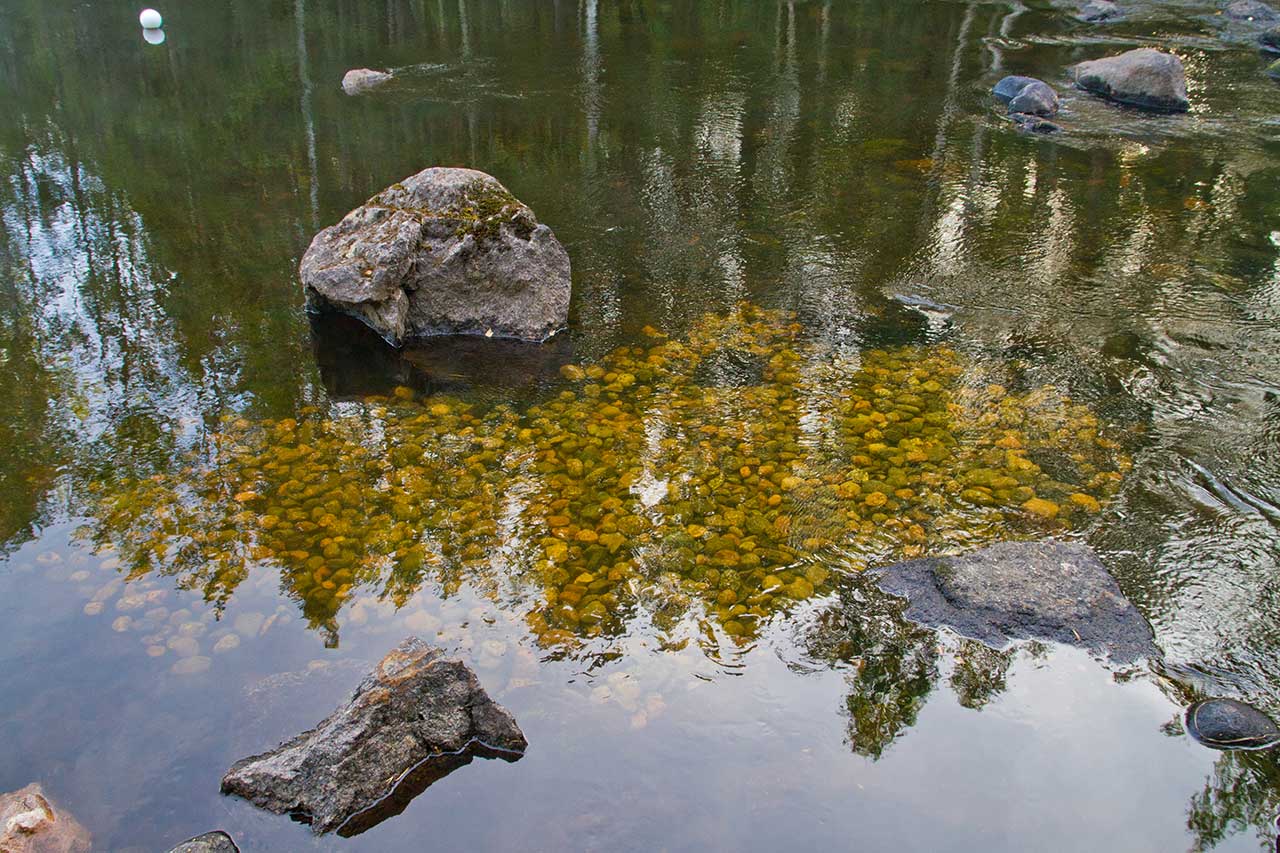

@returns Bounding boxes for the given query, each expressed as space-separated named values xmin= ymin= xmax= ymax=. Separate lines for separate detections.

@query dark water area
xmin=2 ymin=0 xmax=1280 ymax=850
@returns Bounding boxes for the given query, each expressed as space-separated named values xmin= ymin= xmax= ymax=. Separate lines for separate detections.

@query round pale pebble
xmin=403 ymin=610 xmax=439 ymax=633
xmin=83 ymin=602 xmax=104 ymax=616
xmin=37 ymin=551 xmax=62 ymax=565
xmin=92 ymin=581 xmax=121 ymax=602
xmin=116 ymin=593 xmax=146 ymax=612
xmin=99 ymin=557 xmax=121 ymax=571
xmin=212 ymin=634 xmax=240 ymax=654
xmin=139 ymin=8 xmax=162 ymax=28
xmin=141 ymin=633 xmax=166 ymax=645
xmin=145 ymin=589 xmax=167 ymax=604
xmin=146 ymin=645 xmax=167 ymax=657
xmin=112 ymin=616 xmax=133 ymax=632
xmin=145 ymin=607 xmax=169 ymax=623
xmin=169 ymin=609 xmax=192 ymax=625
xmin=167 ymin=636 xmax=199 ymax=658
xmin=171 ymin=656 xmax=211 ymax=676
xmin=232 ymin=611 xmax=265 ymax=636
xmin=178 ymin=621 xmax=206 ymax=638
xmin=590 ymin=685 xmax=613 ymax=704
xmin=69 ymin=570 xmax=92 ymax=583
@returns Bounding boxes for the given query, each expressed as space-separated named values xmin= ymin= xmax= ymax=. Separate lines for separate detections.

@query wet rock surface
xmin=871 ymin=539 xmax=1157 ymax=662
xmin=0 ymin=783 xmax=91 ymax=853
xmin=341 ymin=68 xmax=393 ymax=95
xmin=1071 ymin=48 xmax=1190 ymax=112
xmin=221 ymin=637 xmax=527 ymax=836
xmin=301 ymin=167 xmax=571 ymax=345
xmin=1078 ymin=0 xmax=1121 ymax=21
xmin=166 ymin=831 xmax=240 ymax=853
xmin=1260 ymin=25 xmax=1280 ymax=50
xmin=1224 ymin=0 xmax=1280 ymax=22
xmin=994 ymin=76 xmax=1059 ymax=117
xmin=1185 ymin=698 xmax=1280 ymax=750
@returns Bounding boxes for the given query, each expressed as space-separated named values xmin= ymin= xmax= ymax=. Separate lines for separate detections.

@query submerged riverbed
xmin=3 ymin=0 xmax=1280 ymax=850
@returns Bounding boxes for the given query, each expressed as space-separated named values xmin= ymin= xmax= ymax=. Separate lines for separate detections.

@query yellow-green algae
xmin=84 ymin=304 xmax=1130 ymax=651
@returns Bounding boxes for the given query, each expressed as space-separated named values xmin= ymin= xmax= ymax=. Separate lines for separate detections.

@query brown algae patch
xmin=85 ymin=304 xmax=1130 ymax=651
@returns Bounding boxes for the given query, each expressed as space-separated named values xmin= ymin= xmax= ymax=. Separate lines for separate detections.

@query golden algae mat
xmin=84 ymin=305 xmax=1130 ymax=654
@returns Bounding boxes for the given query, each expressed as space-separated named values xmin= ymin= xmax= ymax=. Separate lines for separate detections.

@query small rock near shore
xmin=0 ymin=783 xmax=91 ymax=853
xmin=221 ymin=637 xmax=527 ymax=835
xmin=1072 ymin=48 xmax=1190 ymax=112
xmin=166 ymin=831 xmax=240 ymax=852
xmin=342 ymin=68 xmax=394 ymax=95
xmin=301 ymin=167 xmax=571 ymax=345
xmin=993 ymin=76 xmax=1060 ymax=117
xmin=1185 ymin=698 xmax=1280 ymax=750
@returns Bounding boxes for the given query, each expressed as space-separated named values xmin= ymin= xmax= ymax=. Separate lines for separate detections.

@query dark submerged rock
xmin=1224 ymin=0 xmax=1280 ymax=21
xmin=1078 ymin=0 xmax=1122 ymax=21
xmin=341 ymin=68 xmax=394 ymax=95
xmin=993 ymin=75 xmax=1041 ymax=101
xmin=1185 ymin=698 xmax=1280 ymax=750
xmin=1071 ymin=48 xmax=1190 ymax=112
xmin=871 ymin=539 xmax=1157 ymax=662
xmin=221 ymin=637 xmax=527 ymax=836
xmin=1012 ymin=114 xmax=1062 ymax=133
xmin=301 ymin=167 xmax=571 ymax=346
xmin=166 ymin=831 xmax=240 ymax=853
xmin=0 ymin=783 xmax=91 ymax=853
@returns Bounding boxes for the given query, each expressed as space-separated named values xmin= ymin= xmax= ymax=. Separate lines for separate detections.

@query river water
xmin=2 ymin=1 xmax=1280 ymax=850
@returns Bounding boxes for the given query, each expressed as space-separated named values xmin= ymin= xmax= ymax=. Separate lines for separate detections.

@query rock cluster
xmin=221 ymin=637 xmax=526 ymax=835
xmin=301 ymin=167 xmax=571 ymax=346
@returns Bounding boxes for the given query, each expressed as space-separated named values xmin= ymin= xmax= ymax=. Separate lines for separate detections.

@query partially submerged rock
xmin=1260 ymin=25 xmax=1280 ymax=50
xmin=1072 ymin=48 xmax=1190 ymax=112
xmin=166 ymin=831 xmax=240 ymax=853
xmin=993 ymin=76 xmax=1060 ymax=117
xmin=0 ymin=784 xmax=91 ymax=853
xmin=1224 ymin=0 xmax=1280 ymax=22
xmin=301 ymin=167 xmax=571 ymax=345
xmin=341 ymin=68 xmax=394 ymax=95
xmin=1185 ymin=698 xmax=1280 ymax=750
xmin=871 ymin=539 xmax=1157 ymax=662
xmin=1078 ymin=0 xmax=1121 ymax=21
xmin=221 ymin=637 xmax=527 ymax=836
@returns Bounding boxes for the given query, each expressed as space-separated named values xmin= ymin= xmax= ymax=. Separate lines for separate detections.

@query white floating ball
xmin=143 ymin=27 xmax=166 ymax=45
xmin=139 ymin=8 xmax=163 ymax=29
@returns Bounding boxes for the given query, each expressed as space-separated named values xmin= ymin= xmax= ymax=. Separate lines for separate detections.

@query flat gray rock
xmin=301 ymin=167 xmax=571 ymax=345
xmin=1072 ymin=48 xmax=1190 ymax=112
xmin=221 ymin=637 xmax=527 ymax=836
xmin=166 ymin=831 xmax=240 ymax=852
xmin=871 ymin=540 xmax=1157 ymax=662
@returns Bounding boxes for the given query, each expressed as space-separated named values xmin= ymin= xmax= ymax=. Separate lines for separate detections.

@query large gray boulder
xmin=0 ymin=784 xmax=91 ymax=853
xmin=221 ymin=637 xmax=527 ymax=836
xmin=1071 ymin=48 xmax=1190 ymax=112
xmin=301 ymin=167 xmax=571 ymax=345
xmin=166 ymin=831 xmax=240 ymax=852
xmin=871 ymin=539 xmax=1157 ymax=662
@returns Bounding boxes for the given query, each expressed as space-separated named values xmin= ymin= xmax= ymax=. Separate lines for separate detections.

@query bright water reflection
xmin=3 ymin=0 xmax=1280 ymax=849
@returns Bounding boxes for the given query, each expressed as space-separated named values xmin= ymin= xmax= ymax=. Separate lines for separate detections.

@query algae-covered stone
xmin=301 ymin=167 xmax=571 ymax=345
xmin=221 ymin=637 xmax=526 ymax=835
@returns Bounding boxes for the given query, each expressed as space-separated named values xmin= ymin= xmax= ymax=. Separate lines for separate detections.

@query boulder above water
xmin=993 ymin=76 xmax=1060 ymax=117
xmin=871 ymin=539 xmax=1157 ymax=662
xmin=1071 ymin=48 xmax=1190 ymax=112
xmin=341 ymin=68 xmax=394 ymax=95
xmin=301 ymin=167 xmax=571 ymax=346
xmin=166 ymin=831 xmax=240 ymax=852
xmin=1185 ymin=698 xmax=1280 ymax=750
xmin=0 ymin=784 xmax=91 ymax=853
xmin=221 ymin=637 xmax=527 ymax=836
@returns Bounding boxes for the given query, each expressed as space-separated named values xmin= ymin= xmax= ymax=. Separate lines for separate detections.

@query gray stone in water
xmin=166 ymin=831 xmax=240 ymax=853
xmin=221 ymin=637 xmax=527 ymax=836
xmin=993 ymin=76 xmax=1060 ymax=117
xmin=1072 ymin=48 xmax=1190 ymax=112
xmin=342 ymin=68 xmax=394 ymax=95
xmin=1225 ymin=0 xmax=1280 ymax=21
xmin=1012 ymin=113 xmax=1063 ymax=134
xmin=1260 ymin=25 xmax=1280 ymax=51
xmin=301 ymin=167 xmax=571 ymax=345
xmin=1185 ymin=698 xmax=1280 ymax=750
xmin=871 ymin=539 xmax=1157 ymax=662
xmin=0 ymin=783 xmax=92 ymax=853
xmin=1078 ymin=0 xmax=1122 ymax=21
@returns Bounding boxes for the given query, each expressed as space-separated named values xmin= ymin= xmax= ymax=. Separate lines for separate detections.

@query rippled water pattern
xmin=3 ymin=0 xmax=1280 ymax=850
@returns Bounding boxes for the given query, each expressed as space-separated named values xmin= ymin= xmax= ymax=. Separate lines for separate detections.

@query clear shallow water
xmin=2 ymin=0 xmax=1280 ymax=850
